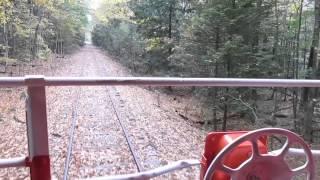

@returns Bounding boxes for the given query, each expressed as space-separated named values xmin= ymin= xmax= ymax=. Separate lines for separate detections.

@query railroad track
xmin=97 ymin=56 xmax=163 ymax=175
xmin=106 ymin=87 xmax=144 ymax=172
xmin=98 ymin=53 xmax=145 ymax=173
xmin=44 ymin=48 xmax=200 ymax=179
xmin=0 ymin=46 xmax=202 ymax=179
xmin=62 ymin=52 xmax=145 ymax=179
xmin=63 ymin=61 xmax=86 ymax=180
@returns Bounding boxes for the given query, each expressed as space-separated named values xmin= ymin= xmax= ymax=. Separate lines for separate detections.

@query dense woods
xmin=0 ymin=0 xmax=88 ymax=63
xmin=2 ymin=0 xmax=320 ymax=141
xmin=91 ymin=0 xmax=320 ymax=141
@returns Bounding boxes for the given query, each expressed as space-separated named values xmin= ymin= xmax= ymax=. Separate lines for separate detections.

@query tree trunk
xmin=168 ymin=2 xmax=173 ymax=54
xmin=3 ymin=24 xmax=8 ymax=58
xmin=293 ymin=0 xmax=304 ymax=119
xmin=215 ymin=26 xmax=220 ymax=50
xmin=222 ymin=56 xmax=231 ymax=131
xmin=271 ymin=88 xmax=279 ymax=126
xmin=3 ymin=8 xmax=9 ymax=58
xmin=28 ymin=1 xmax=33 ymax=61
xmin=222 ymin=0 xmax=236 ymax=131
xmin=295 ymin=0 xmax=304 ymax=78
xmin=303 ymin=16 xmax=308 ymax=69
xmin=12 ymin=24 xmax=16 ymax=56
xmin=232 ymin=0 xmax=236 ymax=8
xmin=273 ymin=0 xmax=279 ymax=61
xmin=252 ymin=0 xmax=262 ymax=51
xmin=222 ymin=99 xmax=228 ymax=131
xmin=304 ymin=100 xmax=315 ymax=141
xmin=32 ymin=16 xmax=42 ymax=60
xmin=55 ymin=39 xmax=58 ymax=56
xmin=302 ymin=0 xmax=320 ymax=141
xmin=213 ymin=88 xmax=218 ymax=131
xmin=213 ymin=35 xmax=220 ymax=130
xmin=61 ymin=40 xmax=64 ymax=57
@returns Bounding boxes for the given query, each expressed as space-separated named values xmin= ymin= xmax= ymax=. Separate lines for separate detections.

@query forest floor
xmin=0 ymin=45 xmax=319 ymax=179
xmin=0 ymin=45 xmax=205 ymax=179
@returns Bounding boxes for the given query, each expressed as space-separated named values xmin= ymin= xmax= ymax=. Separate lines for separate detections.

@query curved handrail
xmin=89 ymin=159 xmax=200 ymax=180
xmin=0 ymin=157 xmax=28 ymax=168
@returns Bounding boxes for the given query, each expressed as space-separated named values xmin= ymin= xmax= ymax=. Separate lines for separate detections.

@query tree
xmin=128 ymin=0 xmax=185 ymax=73
xmin=0 ymin=0 xmax=88 ymax=62
xmin=302 ymin=0 xmax=320 ymax=141
xmin=92 ymin=0 xmax=320 ymax=136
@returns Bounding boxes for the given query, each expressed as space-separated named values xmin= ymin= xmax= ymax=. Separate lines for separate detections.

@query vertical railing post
xmin=25 ymin=76 xmax=51 ymax=180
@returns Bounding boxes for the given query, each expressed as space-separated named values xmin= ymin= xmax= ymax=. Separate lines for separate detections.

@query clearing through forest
xmin=0 ymin=45 xmax=205 ymax=179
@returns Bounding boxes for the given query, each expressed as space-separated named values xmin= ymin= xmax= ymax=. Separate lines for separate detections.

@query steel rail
xmin=62 ymin=66 xmax=85 ymax=180
xmin=99 ymin=59 xmax=144 ymax=173
xmin=63 ymin=108 xmax=78 ymax=180
xmin=4 ymin=76 xmax=320 ymax=87
xmin=106 ymin=88 xmax=143 ymax=172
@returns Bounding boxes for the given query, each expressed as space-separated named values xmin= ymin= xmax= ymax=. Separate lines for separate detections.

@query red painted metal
xmin=200 ymin=131 xmax=267 ymax=180
xmin=29 ymin=156 xmax=51 ymax=180
xmin=204 ymin=128 xmax=315 ymax=180
xmin=26 ymin=76 xmax=51 ymax=180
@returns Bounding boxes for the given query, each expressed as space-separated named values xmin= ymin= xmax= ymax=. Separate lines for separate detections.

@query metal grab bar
xmin=90 ymin=159 xmax=200 ymax=180
xmin=3 ymin=76 xmax=320 ymax=87
xmin=271 ymin=148 xmax=320 ymax=157
xmin=90 ymin=148 xmax=320 ymax=180
xmin=0 ymin=157 xmax=28 ymax=168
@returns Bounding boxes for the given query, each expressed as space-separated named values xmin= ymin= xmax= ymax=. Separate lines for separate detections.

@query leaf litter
xmin=0 ymin=45 xmax=206 ymax=179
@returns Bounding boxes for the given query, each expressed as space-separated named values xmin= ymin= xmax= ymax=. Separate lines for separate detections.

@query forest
xmin=0 ymin=0 xmax=88 ymax=62
xmin=4 ymin=1 xmax=320 ymax=179
xmin=91 ymin=0 xmax=320 ymax=142
xmin=2 ymin=0 xmax=320 ymax=142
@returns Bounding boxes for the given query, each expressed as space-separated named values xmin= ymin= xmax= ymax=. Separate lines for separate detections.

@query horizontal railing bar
xmin=0 ymin=77 xmax=25 ymax=87
xmin=90 ymin=159 xmax=200 ymax=180
xmin=271 ymin=148 xmax=320 ymax=157
xmin=44 ymin=77 xmax=320 ymax=87
xmin=0 ymin=157 xmax=28 ymax=168
xmin=2 ymin=76 xmax=320 ymax=87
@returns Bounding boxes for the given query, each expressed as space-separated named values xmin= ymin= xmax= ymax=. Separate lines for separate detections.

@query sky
xmin=90 ymin=0 xmax=102 ymax=10
xmin=85 ymin=0 xmax=103 ymax=43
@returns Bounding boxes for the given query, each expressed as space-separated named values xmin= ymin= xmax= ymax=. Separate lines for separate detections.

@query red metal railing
xmin=2 ymin=75 xmax=320 ymax=180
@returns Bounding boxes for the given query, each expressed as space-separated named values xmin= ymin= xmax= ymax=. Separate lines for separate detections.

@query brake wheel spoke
xmin=278 ymin=138 xmax=291 ymax=158
xmin=219 ymin=164 xmax=235 ymax=175
xmin=251 ymin=138 xmax=260 ymax=157
xmin=292 ymin=165 xmax=308 ymax=176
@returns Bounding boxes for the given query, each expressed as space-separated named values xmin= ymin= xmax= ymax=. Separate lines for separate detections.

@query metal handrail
xmin=2 ymin=76 xmax=320 ymax=87
xmin=90 ymin=159 xmax=200 ymax=180
xmin=2 ymin=75 xmax=320 ymax=180
xmin=0 ymin=157 xmax=28 ymax=168
xmin=270 ymin=148 xmax=320 ymax=157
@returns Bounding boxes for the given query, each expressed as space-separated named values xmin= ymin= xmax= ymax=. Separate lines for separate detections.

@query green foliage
xmin=92 ymin=0 xmax=317 ymax=129
xmin=0 ymin=0 xmax=88 ymax=61
xmin=96 ymin=0 xmax=132 ymax=23
xmin=0 ymin=0 xmax=13 ymax=24
xmin=92 ymin=18 xmax=148 ymax=72
xmin=129 ymin=0 xmax=178 ymax=38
